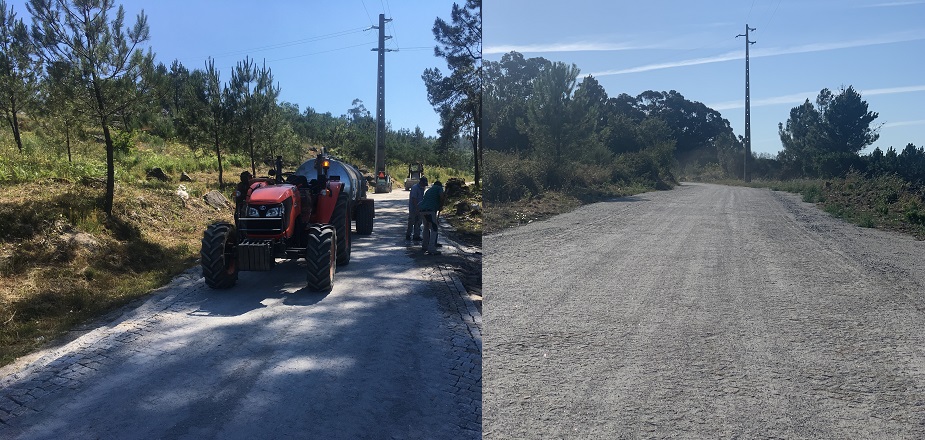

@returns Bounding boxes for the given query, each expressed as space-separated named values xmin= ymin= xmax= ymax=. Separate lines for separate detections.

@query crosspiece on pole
xmin=736 ymin=24 xmax=756 ymax=182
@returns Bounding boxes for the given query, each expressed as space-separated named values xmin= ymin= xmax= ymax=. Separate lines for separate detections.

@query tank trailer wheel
xmin=355 ymin=200 xmax=374 ymax=236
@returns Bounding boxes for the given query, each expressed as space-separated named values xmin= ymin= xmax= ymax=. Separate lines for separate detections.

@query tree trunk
xmin=11 ymin=116 xmax=23 ymax=152
xmin=92 ymin=77 xmax=115 ymax=217
xmin=215 ymin=130 xmax=224 ymax=188
xmin=476 ymin=88 xmax=482 ymax=187
xmin=472 ymin=125 xmax=479 ymax=187
xmin=102 ymin=120 xmax=115 ymax=216
xmin=7 ymin=98 xmax=23 ymax=152
xmin=66 ymin=121 xmax=72 ymax=163
xmin=248 ymin=126 xmax=256 ymax=176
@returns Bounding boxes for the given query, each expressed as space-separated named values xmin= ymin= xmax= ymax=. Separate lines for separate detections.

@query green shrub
xmin=801 ymin=185 xmax=822 ymax=203
xmin=904 ymin=201 xmax=925 ymax=225
xmin=483 ymin=151 xmax=543 ymax=202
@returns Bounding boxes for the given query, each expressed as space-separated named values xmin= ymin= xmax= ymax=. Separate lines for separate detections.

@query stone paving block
xmin=0 ymin=396 xmax=20 ymax=414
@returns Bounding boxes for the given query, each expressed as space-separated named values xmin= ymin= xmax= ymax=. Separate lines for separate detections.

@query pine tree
xmin=423 ymin=0 xmax=482 ymax=186
xmin=0 ymin=0 xmax=40 ymax=152
xmin=28 ymin=0 xmax=153 ymax=216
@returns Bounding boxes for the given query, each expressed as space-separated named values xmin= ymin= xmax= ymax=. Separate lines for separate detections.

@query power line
xmin=217 ymin=40 xmax=377 ymax=69
xmin=763 ymin=0 xmax=783 ymax=30
xmin=746 ymin=0 xmax=757 ymax=23
xmin=208 ymin=27 xmax=369 ymax=59
xmin=383 ymin=0 xmax=397 ymax=50
xmin=359 ymin=0 xmax=374 ymax=27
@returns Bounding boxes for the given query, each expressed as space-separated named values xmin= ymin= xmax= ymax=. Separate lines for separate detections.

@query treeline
xmin=483 ymin=51 xmax=743 ymax=202
xmin=1 ymin=0 xmax=470 ymax=216
xmin=751 ymin=86 xmax=924 ymax=184
xmin=483 ymin=51 xmax=924 ymax=204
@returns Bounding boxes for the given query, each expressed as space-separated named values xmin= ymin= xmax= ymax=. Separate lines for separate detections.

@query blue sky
xmin=484 ymin=0 xmax=925 ymax=156
xmin=7 ymin=0 xmax=454 ymax=137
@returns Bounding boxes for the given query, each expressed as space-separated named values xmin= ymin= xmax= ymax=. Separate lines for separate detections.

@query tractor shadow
xmin=189 ymin=260 xmax=332 ymax=316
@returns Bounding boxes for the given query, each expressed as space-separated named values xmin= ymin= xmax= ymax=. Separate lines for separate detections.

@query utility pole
xmin=371 ymin=13 xmax=394 ymax=193
xmin=737 ymin=24 xmax=756 ymax=182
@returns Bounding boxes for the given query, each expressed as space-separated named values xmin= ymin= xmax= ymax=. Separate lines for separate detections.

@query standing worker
xmin=406 ymin=176 xmax=427 ymax=241
xmin=418 ymin=179 xmax=445 ymax=255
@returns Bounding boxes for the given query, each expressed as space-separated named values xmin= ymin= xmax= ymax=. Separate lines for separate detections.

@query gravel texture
xmin=484 ymin=182 xmax=925 ymax=439
xmin=0 ymin=189 xmax=481 ymax=439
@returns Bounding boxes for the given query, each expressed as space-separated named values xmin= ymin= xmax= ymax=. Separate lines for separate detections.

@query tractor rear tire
xmin=355 ymin=199 xmax=374 ymax=235
xmin=201 ymin=222 xmax=238 ymax=289
xmin=305 ymin=225 xmax=336 ymax=291
xmin=332 ymin=192 xmax=351 ymax=266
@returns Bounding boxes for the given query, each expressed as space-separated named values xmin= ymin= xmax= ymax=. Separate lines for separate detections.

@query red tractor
xmin=200 ymin=150 xmax=375 ymax=291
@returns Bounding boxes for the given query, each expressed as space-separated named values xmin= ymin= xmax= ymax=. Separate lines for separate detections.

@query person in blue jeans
xmin=406 ymin=176 xmax=427 ymax=241
xmin=418 ymin=180 xmax=445 ymax=255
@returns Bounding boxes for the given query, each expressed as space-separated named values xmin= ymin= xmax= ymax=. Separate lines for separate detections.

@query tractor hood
xmin=248 ymin=184 xmax=296 ymax=204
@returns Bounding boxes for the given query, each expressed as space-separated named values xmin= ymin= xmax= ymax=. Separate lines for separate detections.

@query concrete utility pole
xmin=737 ymin=24 xmax=756 ymax=182
xmin=371 ymin=13 xmax=394 ymax=193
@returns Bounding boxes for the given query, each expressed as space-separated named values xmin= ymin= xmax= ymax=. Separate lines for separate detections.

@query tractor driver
xmin=234 ymin=170 xmax=252 ymax=220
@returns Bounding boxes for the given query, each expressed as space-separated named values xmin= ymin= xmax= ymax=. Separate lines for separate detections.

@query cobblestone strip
xmin=428 ymin=263 xmax=482 ymax=437
xmin=422 ymin=218 xmax=483 ymax=438
xmin=0 ymin=268 xmax=204 ymax=427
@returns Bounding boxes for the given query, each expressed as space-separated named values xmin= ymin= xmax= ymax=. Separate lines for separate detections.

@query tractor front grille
xmin=238 ymin=218 xmax=284 ymax=235
xmin=237 ymin=239 xmax=274 ymax=271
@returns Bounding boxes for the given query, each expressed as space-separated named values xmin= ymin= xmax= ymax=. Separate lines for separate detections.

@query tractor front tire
xmin=332 ymin=193 xmax=351 ymax=266
xmin=201 ymin=222 xmax=239 ymax=289
xmin=305 ymin=225 xmax=336 ymax=291
xmin=355 ymin=199 xmax=374 ymax=235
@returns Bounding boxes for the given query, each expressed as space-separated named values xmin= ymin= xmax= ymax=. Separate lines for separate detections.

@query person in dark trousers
xmin=418 ymin=179 xmax=445 ymax=255
xmin=406 ymin=176 xmax=427 ymax=241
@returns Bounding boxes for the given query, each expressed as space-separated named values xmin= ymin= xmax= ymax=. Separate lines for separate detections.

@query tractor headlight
xmin=247 ymin=206 xmax=259 ymax=217
xmin=265 ymin=205 xmax=283 ymax=217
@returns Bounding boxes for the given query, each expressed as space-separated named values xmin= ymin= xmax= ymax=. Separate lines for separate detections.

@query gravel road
xmin=0 ymin=189 xmax=481 ymax=439
xmin=484 ymin=182 xmax=925 ymax=439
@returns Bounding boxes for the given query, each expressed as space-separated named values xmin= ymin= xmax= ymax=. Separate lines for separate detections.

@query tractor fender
xmin=310 ymin=181 xmax=344 ymax=224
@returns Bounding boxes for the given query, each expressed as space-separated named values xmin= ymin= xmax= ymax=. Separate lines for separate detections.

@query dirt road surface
xmin=0 ymin=188 xmax=481 ymax=439
xmin=484 ymin=183 xmax=925 ymax=439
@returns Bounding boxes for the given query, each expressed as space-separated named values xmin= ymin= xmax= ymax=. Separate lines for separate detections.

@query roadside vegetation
xmin=0 ymin=0 xmax=480 ymax=366
xmin=699 ymin=86 xmax=925 ymax=240
xmin=483 ymin=52 xmax=728 ymax=233
xmin=482 ymin=51 xmax=924 ymax=241
xmin=713 ymin=174 xmax=925 ymax=239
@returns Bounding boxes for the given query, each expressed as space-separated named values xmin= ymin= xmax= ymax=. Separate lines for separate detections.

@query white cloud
xmin=883 ymin=119 xmax=925 ymax=128
xmin=483 ymin=41 xmax=650 ymax=55
xmin=589 ymin=51 xmax=742 ymax=76
xmin=587 ymin=32 xmax=925 ymax=77
xmin=709 ymin=85 xmax=925 ymax=111
xmin=862 ymin=85 xmax=925 ymax=95
xmin=709 ymin=92 xmax=815 ymax=111
xmin=857 ymin=1 xmax=925 ymax=7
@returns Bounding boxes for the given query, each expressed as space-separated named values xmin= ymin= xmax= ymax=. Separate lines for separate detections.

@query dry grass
xmin=483 ymin=181 xmax=659 ymax=235
xmin=0 ymin=176 xmax=232 ymax=365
